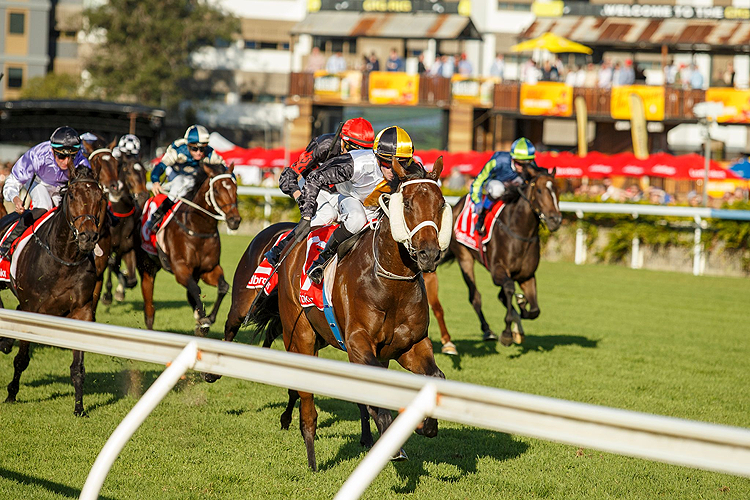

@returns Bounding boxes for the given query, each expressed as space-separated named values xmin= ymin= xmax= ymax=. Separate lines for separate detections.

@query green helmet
xmin=510 ymin=137 xmax=536 ymax=161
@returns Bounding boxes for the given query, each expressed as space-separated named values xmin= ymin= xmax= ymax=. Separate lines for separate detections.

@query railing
xmin=1 ymin=310 xmax=749 ymax=500
xmin=289 ymin=73 xmax=703 ymax=118
xmin=236 ymin=186 xmax=750 ymax=276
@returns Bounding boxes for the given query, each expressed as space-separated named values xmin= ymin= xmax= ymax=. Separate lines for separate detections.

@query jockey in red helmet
xmin=265 ymin=117 xmax=374 ymax=266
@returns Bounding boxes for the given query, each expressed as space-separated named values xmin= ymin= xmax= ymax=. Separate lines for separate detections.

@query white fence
xmin=0 ymin=309 xmax=749 ymax=500
xmin=237 ymin=187 xmax=750 ymax=276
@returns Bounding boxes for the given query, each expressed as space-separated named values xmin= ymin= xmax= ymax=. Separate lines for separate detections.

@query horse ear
xmin=428 ymin=156 xmax=443 ymax=181
xmin=551 ymin=167 xmax=557 ymax=177
xmin=391 ymin=156 xmax=407 ymax=179
xmin=108 ymin=137 xmax=117 ymax=150
xmin=227 ymin=162 xmax=235 ymax=174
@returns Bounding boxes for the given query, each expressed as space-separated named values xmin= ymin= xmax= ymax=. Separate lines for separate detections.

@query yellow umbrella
xmin=511 ymin=32 xmax=593 ymax=54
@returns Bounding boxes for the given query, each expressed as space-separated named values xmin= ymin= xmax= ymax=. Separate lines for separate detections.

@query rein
xmin=176 ymin=173 xmax=236 ymax=222
xmin=371 ymin=221 xmax=419 ymax=281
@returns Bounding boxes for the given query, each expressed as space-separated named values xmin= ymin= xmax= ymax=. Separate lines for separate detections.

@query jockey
xmin=0 ymin=126 xmax=91 ymax=259
xmin=298 ymin=125 xmax=414 ymax=284
xmin=469 ymin=137 xmax=536 ymax=236
xmin=112 ymin=134 xmax=141 ymax=160
xmin=264 ymin=117 xmax=375 ymax=266
xmin=146 ymin=124 xmax=226 ymax=230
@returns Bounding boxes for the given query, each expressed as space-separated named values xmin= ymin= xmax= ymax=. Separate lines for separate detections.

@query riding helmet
xmin=373 ymin=126 xmax=413 ymax=161
xmin=510 ymin=137 xmax=536 ymax=161
xmin=50 ymin=126 xmax=82 ymax=154
xmin=341 ymin=118 xmax=374 ymax=149
xmin=118 ymin=134 xmax=141 ymax=156
xmin=184 ymin=124 xmax=210 ymax=145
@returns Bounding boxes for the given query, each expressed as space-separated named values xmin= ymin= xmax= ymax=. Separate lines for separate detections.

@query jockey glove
xmin=294 ymin=218 xmax=311 ymax=243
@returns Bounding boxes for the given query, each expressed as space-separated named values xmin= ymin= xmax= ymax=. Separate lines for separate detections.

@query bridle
xmin=89 ymin=148 xmax=117 ymax=196
xmin=177 ymin=173 xmax=237 ymax=221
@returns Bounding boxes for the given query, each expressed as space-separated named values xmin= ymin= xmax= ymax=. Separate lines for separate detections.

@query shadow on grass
xmin=507 ymin=334 xmax=599 ymax=359
xmin=0 ymin=466 xmax=115 ymax=500
xmin=313 ymin=397 xmax=528 ymax=489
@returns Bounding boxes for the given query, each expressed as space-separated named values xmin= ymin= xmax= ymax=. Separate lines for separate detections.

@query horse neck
xmin=180 ymin=177 xmax=216 ymax=231
xmin=497 ymin=189 xmax=539 ymax=238
xmin=46 ymin=204 xmax=83 ymax=259
xmin=375 ymin=216 xmax=421 ymax=278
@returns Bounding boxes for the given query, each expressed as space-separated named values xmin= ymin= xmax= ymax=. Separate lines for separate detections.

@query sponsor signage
xmin=313 ymin=71 xmax=362 ymax=103
xmin=532 ymin=1 xmax=745 ymax=19
xmin=314 ymin=0 xmax=469 ymax=14
xmin=704 ymin=88 xmax=750 ymax=123
xmin=368 ymin=71 xmax=419 ymax=105
xmin=520 ymin=82 xmax=573 ymax=117
xmin=451 ymin=76 xmax=496 ymax=107
xmin=610 ymin=86 xmax=664 ymax=121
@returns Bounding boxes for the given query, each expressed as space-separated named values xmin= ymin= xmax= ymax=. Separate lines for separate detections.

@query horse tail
xmin=246 ymin=289 xmax=283 ymax=347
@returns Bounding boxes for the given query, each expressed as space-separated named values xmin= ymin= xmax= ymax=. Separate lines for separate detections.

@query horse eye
xmin=403 ymin=199 xmax=412 ymax=210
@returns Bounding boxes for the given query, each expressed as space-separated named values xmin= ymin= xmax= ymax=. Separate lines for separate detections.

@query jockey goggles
xmin=53 ymin=148 xmax=78 ymax=159
xmin=189 ymin=144 xmax=207 ymax=153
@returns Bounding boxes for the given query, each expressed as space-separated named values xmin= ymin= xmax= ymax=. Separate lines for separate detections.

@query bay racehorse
xmin=0 ymin=165 xmax=110 ymax=415
xmin=82 ymin=135 xmax=121 ymax=206
xmin=101 ymin=152 xmax=149 ymax=304
xmin=216 ymin=158 xmax=451 ymax=471
xmin=136 ymin=163 xmax=241 ymax=334
xmin=432 ymin=163 xmax=562 ymax=347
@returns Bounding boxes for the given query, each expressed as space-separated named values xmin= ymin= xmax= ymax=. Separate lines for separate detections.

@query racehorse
xmin=0 ymin=165 xmax=110 ymax=415
xmin=101 ymin=152 xmax=149 ymax=304
xmin=218 ymin=157 xmax=451 ymax=471
xmin=136 ymin=162 xmax=241 ymax=334
xmin=432 ymin=163 xmax=562 ymax=347
xmin=82 ymin=135 xmax=121 ymax=205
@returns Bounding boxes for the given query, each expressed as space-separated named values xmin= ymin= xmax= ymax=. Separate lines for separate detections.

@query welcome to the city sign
xmin=532 ymin=1 xmax=750 ymax=20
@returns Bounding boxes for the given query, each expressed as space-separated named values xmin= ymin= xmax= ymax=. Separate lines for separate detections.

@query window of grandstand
xmin=496 ymin=2 xmax=532 ymax=11
xmin=9 ymin=12 xmax=25 ymax=35
xmin=7 ymin=67 xmax=23 ymax=88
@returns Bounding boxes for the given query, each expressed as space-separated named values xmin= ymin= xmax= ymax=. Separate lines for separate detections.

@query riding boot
xmin=147 ymin=198 xmax=174 ymax=231
xmin=475 ymin=207 xmax=490 ymax=236
xmin=307 ymin=225 xmax=353 ymax=285
xmin=264 ymin=229 xmax=296 ymax=267
xmin=0 ymin=215 xmax=30 ymax=261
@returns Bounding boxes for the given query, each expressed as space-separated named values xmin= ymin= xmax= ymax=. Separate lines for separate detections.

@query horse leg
xmin=69 ymin=306 xmax=93 ymax=416
xmin=396 ymin=336 xmax=445 ymax=438
xmin=358 ymin=403 xmax=374 ymax=448
xmin=0 ymin=293 xmax=11 ymax=354
xmin=423 ymin=272 xmax=457 ymax=355
xmin=456 ymin=250 xmax=496 ymax=341
xmin=498 ymin=278 xmax=520 ymax=347
xmin=517 ymin=276 xmax=540 ymax=321
xmin=200 ymin=265 xmax=229 ymax=327
xmin=113 ymin=253 xmax=127 ymax=302
xmin=280 ymin=389 xmax=299 ymax=430
xmin=139 ymin=262 xmax=158 ymax=330
xmin=202 ymin=286 xmax=254 ymax=384
xmin=347 ymin=331 xmax=405 ymax=459
xmin=298 ymin=390 xmax=319 ymax=471
xmin=102 ymin=256 xmax=114 ymax=305
xmin=5 ymin=340 xmax=30 ymax=403
xmin=123 ymin=250 xmax=138 ymax=288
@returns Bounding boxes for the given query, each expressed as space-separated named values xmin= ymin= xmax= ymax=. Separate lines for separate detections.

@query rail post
xmin=693 ymin=215 xmax=703 ymax=276
xmin=574 ymin=210 xmax=586 ymax=265
xmin=335 ymin=383 xmax=438 ymax=500
xmin=80 ymin=342 xmax=199 ymax=500
xmin=263 ymin=193 xmax=272 ymax=228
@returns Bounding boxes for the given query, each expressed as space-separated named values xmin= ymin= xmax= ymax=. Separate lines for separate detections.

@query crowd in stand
xmin=304 ymin=46 xmax=740 ymax=90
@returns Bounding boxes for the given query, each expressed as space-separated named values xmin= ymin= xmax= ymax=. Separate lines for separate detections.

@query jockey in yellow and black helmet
xmin=295 ymin=125 xmax=414 ymax=284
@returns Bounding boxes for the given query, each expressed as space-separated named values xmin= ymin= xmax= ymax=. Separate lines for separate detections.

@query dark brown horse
xmin=432 ymin=164 xmax=562 ymax=347
xmin=101 ymin=153 xmax=149 ymax=304
xmin=217 ymin=158 xmax=451 ymax=471
xmin=136 ymin=163 xmax=241 ymax=334
xmin=0 ymin=165 xmax=110 ymax=415
xmin=82 ymin=135 xmax=121 ymax=204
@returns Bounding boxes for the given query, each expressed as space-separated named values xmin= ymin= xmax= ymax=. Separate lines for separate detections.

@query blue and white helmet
xmin=118 ymin=134 xmax=141 ymax=156
xmin=184 ymin=124 xmax=210 ymax=145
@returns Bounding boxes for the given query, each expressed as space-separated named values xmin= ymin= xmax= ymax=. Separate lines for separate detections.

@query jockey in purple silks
xmin=0 ymin=126 xmax=91 ymax=259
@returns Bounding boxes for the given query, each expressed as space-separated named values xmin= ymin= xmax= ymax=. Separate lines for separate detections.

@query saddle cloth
xmin=140 ymin=194 xmax=181 ymax=256
xmin=245 ymin=225 xmax=338 ymax=311
xmin=454 ymin=196 xmax=505 ymax=252
xmin=0 ymin=209 xmax=58 ymax=282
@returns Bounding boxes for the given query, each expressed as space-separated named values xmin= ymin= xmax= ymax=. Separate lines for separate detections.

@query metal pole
xmin=335 ymin=384 xmax=438 ymax=500
xmin=693 ymin=216 xmax=703 ymax=276
xmin=80 ymin=342 xmax=199 ymax=500
xmin=703 ymin=119 xmax=710 ymax=207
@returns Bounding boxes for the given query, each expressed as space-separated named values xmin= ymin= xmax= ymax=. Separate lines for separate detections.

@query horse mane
xmin=392 ymin=161 xmax=428 ymax=190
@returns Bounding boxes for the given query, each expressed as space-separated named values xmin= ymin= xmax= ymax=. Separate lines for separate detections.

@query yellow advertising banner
xmin=313 ymin=71 xmax=362 ymax=103
xmin=629 ymin=93 xmax=649 ymax=159
xmin=704 ymin=88 xmax=750 ymax=123
xmin=610 ymin=85 xmax=664 ymax=121
xmin=451 ymin=76 xmax=496 ymax=107
xmin=368 ymin=71 xmax=419 ymax=105
xmin=520 ymin=82 xmax=573 ymax=117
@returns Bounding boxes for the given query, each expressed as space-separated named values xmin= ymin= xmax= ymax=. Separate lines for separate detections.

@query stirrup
xmin=308 ymin=256 xmax=332 ymax=284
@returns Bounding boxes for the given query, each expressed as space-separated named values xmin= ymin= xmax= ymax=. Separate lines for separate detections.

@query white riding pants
xmin=163 ymin=175 xmax=196 ymax=201
xmin=337 ymin=195 xmax=378 ymax=234
xmin=29 ymin=180 xmax=62 ymax=210
xmin=310 ymin=189 xmax=339 ymax=228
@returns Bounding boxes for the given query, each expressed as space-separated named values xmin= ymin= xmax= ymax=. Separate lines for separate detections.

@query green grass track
xmin=0 ymin=233 xmax=748 ymax=499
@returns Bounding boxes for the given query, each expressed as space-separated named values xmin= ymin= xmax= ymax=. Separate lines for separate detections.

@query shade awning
xmin=292 ymin=12 xmax=482 ymax=40
xmin=241 ymin=19 xmax=297 ymax=43
xmin=521 ymin=17 xmax=750 ymax=53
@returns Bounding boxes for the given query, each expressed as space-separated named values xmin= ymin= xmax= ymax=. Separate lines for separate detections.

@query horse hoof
xmin=4 ymin=396 xmax=16 ymax=404
xmin=500 ymin=333 xmax=514 ymax=347
xmin=195 ymin=325 xmax=210 ymax=337
xmin=441 ymin=341 xmax=458 ymax=356
xmin=483 ymin=331 xmax=498 ymax=342
xmin=101 ymin=294 xmax=112 ymax=306
xmin=74 ymin=410 xmax=89 ymax=418
xmin=115 ymin=290 xmax=125 ymax=302
xmin=125 ymin=278 xmax=138 ymax=289
xmin=392 ymin=448 xmax=408 ymax=461
xmin=0 ymin=337 xmax=13 ymax=354
xmin=360 ymin=437 xmax=374 ymax=448
xmin=201 ymin=372 xmax=221 ymax=383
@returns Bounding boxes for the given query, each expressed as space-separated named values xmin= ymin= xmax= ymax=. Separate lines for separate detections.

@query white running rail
xmin=0 ymin=309 xmax=749 ymax=500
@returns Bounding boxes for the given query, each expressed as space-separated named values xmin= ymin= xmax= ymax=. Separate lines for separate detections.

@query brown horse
xmin=101 ymin=153 xmax=149 ymax=304
xmin=220 ymin=158 xmax=451 ymax=471
xmin=82 ymin=135 xmax=121 ymax=204
xmin=0 ymin=165 xmax=110 ymax=415
xmin=136 ymin=163 xmax=241 ymax=334
xmin=432 ymin=164 xmax=562 ymax=347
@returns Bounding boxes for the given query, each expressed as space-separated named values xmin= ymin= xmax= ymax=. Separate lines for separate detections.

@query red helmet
xmin=341 ymin=118 xmax=374 ymax=149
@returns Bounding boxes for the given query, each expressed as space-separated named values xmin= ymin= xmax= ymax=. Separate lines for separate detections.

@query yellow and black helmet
xmin=373 ymin=126 xmax=413 ymax=161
